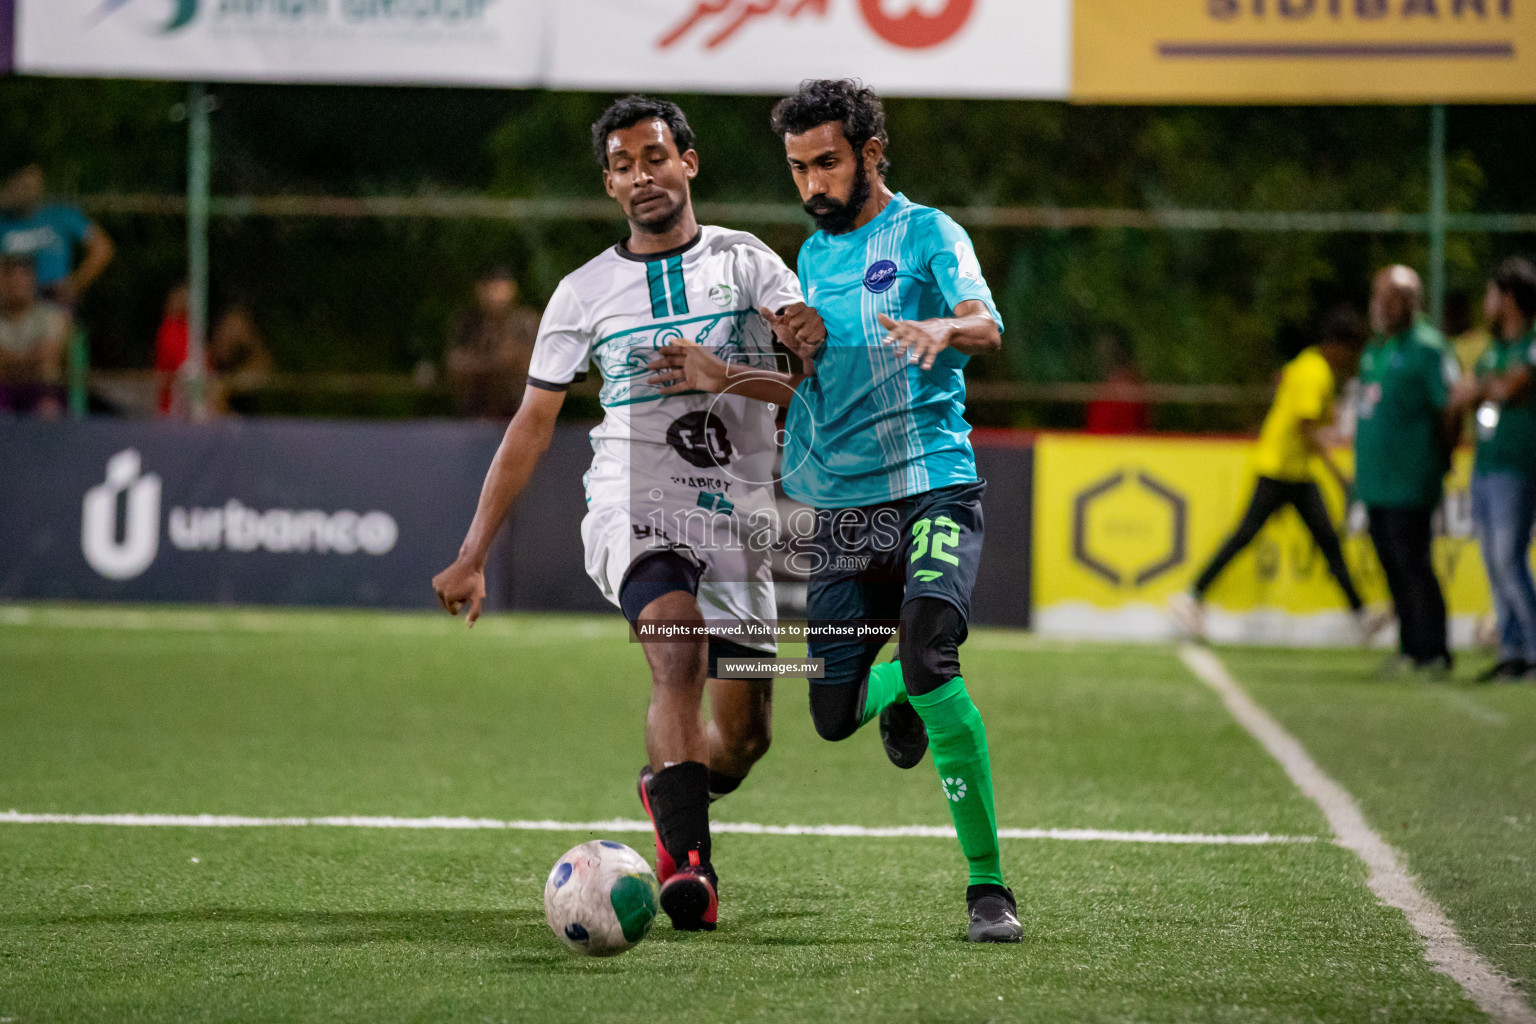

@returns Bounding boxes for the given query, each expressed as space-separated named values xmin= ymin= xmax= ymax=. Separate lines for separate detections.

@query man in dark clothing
xmin=1356 ymin=265 xmax=1460 ymax=675
xmin=446 ymin=265 xmax=540 ymax=419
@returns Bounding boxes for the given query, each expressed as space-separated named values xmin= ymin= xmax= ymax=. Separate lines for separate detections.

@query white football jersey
xmin=529 ymin=226 xmax=801 ymax=645
xmin=529 ymin=226 xmax=802 ymax=512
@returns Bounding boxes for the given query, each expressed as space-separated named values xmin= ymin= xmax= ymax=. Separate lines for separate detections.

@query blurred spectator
xmin=1356 ymin=265 xmax=1459 ymax=675
xmin=1452 ymin=257 xmax=1536 ymax=682
xmin=153 ymin=282 xmax=194 ymax=417
xmin=0 ymin=253 xmax=69 ymax=417
xmin=1445 ymin=289 xmax=1492 ymax=378
xmin=1170 ymin=306 xmax=1376 ymax=642
xmin=0 ymin=165 xmax=114 ymax=307
xmin=155 ymin=284 xmax=276 ymax=417
xmin=210 ymin=301 xmax=273 ymax=413
xmin=446 ymin=265 xmax=539 ymax=419
xmin=1085 ymin=332 xmax=1150 ymax=434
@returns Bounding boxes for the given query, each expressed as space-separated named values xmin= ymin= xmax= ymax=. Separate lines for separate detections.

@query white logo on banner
xmin=17 ymin=0 xmax=540 ymax=88
xmin=81 ymin=449 xmax=163 ymax=581
xmin=80 ymin=448 xmax=400 ymax=581
xmin=167 ymin=503 xmax=398 ymax=555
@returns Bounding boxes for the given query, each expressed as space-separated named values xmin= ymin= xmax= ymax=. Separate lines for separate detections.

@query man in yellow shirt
xmin=1172 ymin=308 xmax=1381 ymax=641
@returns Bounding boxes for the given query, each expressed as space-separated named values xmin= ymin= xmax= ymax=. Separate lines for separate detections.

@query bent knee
xmin=812 ymin=716 xmax=859 ymax=743
xmin=808 ymin=682 xmax=862 ymax=742
xmin=721 ymin=723 xmax=772 ymax=762
xmin=898 ymin=597 xmax=967 ymax=696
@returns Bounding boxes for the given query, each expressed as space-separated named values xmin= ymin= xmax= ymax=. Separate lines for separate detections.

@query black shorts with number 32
xmin=802 ymin=480 xmax=985 ymax=658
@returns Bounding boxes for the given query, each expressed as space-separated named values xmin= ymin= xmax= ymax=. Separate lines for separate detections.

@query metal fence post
xmin=1428 ymin=104 xmax=1447 ymax=329
xmin=186 ymin=82 xmax=212 ymax=420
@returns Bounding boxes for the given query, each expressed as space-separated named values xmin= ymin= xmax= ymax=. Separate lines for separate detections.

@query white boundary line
xmin=0 ymin=810 xmax=1314 ymax=847
xmin=1180 ymin=644 xmax=1535 ymax=1024
xmin=0 ymin=811 xmax=1313 ymax=846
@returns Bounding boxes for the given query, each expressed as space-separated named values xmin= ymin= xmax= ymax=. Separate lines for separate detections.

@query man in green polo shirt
xmin=1453 ymin=257 xmax=1536 ymax=682
xmin=1356 ymin=265 xmax=1460 ymax=673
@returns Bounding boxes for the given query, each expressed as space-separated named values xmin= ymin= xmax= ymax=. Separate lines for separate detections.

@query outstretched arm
xmin=1299 ymin=418 xmax=1350 ymax=490
xmin=877 ymin=299 xmax=1000 ymax=371
xmin=648 ymin=338 xmax=803 ymax=405
xmin=1484 ymin=363 xmax=1533 ymax=404
xmin=432 ymin=384 xmax=565 ymax=625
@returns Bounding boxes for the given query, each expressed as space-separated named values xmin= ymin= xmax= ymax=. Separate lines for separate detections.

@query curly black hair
xmin=1493 ymin=256 xmax=1536 ymax=318
xmin=590 ymin=95 xmax=696 ymax=169
xmin=770 ymin=79 xmax=890 ymax=176
xmin=1319 ymin=304 xmax=1368 ymax=350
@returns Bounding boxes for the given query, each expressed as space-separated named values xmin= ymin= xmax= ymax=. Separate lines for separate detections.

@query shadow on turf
xmin=6 ymin=905 xmax=884 ymax=958
xmin=5 ymin=907 xmax=542 ymax=945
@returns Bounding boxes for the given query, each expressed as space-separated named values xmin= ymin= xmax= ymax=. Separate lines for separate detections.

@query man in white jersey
xmin=432 ymin=96 xmax=821 ymax=934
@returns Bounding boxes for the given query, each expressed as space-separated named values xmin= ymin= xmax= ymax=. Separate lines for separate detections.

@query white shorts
xmin=581 ymin=496 xmax=779 ymax=656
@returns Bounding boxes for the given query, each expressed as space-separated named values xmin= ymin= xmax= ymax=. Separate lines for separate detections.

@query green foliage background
xmin=2 ymin=79 xmax=1533 ymax=422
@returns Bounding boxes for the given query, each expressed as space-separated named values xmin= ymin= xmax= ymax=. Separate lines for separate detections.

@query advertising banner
xmin=14 ymin=0 xmax=544 ymax=85
xmin=1031 ymin=433 xmax=1495 ymax=646
xmin=0 ymin=418 xmax=1035 ymax=624
xmin=0 ymin=418 xmax=600 ymax=610
xmin=1074 ymin=0 xmax=1536 ymax=102
xmin=12 ymin=0 xmax=1071 ymax=96
xmin=18 ymin=0 xmax=1531 ymax=101
xmin=544 ymin=0 xmax=1071 ymax=98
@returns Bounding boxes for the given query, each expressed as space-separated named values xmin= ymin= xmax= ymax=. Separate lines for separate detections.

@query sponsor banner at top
xmin=15 ymin=0 xmax=544 ymax=84
xmin=13 ymin=0 xmax=1071 ymax=97
xmin=544 ymin=0 xmax=1070 ymax=98
xmin=19 ymin=0 xmax=1530 ymax=100
xmin=1074 ymin=0 xmax=1536 ymax=102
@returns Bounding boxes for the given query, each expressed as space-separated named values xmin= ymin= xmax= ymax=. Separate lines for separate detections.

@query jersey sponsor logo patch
xmin=708 ymin=283 xmax=734 ymax=307
xmin=666 ymin=410 xmax=734 ymax=469
xmin=953 ymin=242 xmax=983 ymax=283
xmin=863 ymin=260 xmax=898 ymax=294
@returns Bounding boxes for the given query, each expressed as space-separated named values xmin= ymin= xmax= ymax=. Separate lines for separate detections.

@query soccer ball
xmin=543 ymin=840 xmax=660 ymax=956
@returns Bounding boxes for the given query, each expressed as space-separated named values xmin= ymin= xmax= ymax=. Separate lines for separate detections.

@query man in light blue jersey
xmin=771 ymin=80 xmax=1019 ymax=943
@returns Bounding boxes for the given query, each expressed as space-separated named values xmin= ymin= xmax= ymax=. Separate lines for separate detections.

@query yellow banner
xmin=1031 ymin=433 xmax=1494 ymax=645
xmin=1073 ymin=0 xmax=1536 ymax=102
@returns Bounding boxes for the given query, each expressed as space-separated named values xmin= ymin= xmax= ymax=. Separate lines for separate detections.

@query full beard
xmin=803 ymin=160 xmax=871 ymax=236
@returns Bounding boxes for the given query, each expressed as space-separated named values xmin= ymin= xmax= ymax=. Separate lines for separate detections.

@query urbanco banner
xmin=14 ymin=0 xmax=545 ymax=85
xmin=544 ymin=0 xmax=1071 ymax=98
xmin=0 ymin=418 xmax=603 ymax=610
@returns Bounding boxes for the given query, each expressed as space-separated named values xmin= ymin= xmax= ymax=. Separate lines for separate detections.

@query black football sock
xmin=707 ymin=770 xmax=744 ymax=803
xmin=648 ymin=761 xmax=712 ymax=874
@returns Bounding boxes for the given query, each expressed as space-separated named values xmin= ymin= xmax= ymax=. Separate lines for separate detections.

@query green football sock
xmin=907 ymin=676 xmax=1005 ymax=888
xmin=859 ymin=658 xmax=907 ymax=727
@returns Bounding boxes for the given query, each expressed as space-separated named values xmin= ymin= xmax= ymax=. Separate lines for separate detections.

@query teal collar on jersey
xmin=811 ymin=191 xmax=911 ymax=247
xmin=613 ymin=229 xmax=703 ymax=263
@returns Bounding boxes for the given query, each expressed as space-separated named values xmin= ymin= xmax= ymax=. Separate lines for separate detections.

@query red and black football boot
xmin=636 ymin=765 xmax=676 ymax=883
xmin=658 ymin=850 xmax=718 ymax=932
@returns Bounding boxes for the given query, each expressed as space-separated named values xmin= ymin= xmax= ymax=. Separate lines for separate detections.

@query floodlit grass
xmin=1221 ymin=645 xmax=1536 ymax=1000
xmin=0 ymin=606 xmax=1524 ymax=1022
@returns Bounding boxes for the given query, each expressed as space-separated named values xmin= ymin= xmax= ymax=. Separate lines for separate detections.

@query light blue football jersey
xmin=782 ymin=193 xmax=1002 ymax=509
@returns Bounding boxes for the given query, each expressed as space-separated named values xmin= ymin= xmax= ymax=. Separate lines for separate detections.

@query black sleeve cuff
xmin=527 ymin=376 xmax=570 ymax=392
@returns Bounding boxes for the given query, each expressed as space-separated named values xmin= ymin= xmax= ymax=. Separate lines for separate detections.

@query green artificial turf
xmin=1220 ymin=645 xmax=1536 ymax=1001
xmin=0 ymin=606 xmax=1511 ymax=1022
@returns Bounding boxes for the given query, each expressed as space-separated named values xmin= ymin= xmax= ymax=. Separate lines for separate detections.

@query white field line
xmin=1180 ymin=644 xmax=1535 ymax=1024
xmin=0 ymin=811 xmax=1313 ymax=846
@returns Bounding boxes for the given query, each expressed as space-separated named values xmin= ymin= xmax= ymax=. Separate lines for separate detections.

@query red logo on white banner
xmin=658 ymin=0 xmax=975 ymax=51
xmin=859 ymin=0 xmax=973 ymax=49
